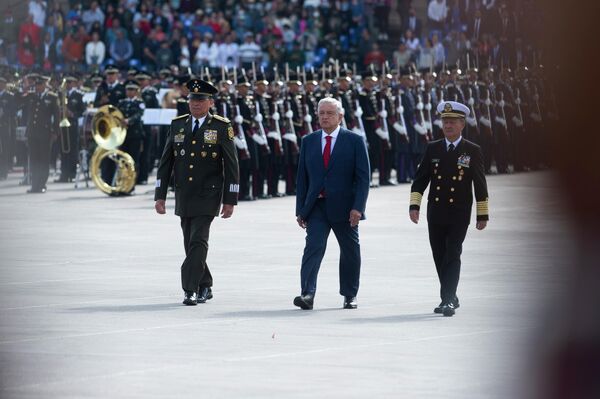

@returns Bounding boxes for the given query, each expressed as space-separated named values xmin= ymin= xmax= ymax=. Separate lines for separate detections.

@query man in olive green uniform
xmin=154 ymin=78 xmax=240 ymax=306
xmin=409 ymin=101 xmax=489 ymax=317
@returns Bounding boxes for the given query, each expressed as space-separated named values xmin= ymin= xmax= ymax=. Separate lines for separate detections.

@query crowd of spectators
xmin=0 ymin=0 xmax=544 ymax=75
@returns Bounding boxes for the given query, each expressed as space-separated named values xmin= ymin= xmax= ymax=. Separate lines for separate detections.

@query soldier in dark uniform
xmin=136 ymin=73 xmax=160 ymax=185
xmin=154 ymin=78 xmax=239 ymax=306
xmin=235 ymin=75 xmax=259 ymax=200
xmin=26 ymin=76 xmax=60 ymax=193
xmin=358 ymin=71 xmax=382 ymax=186
xmin=0 ymin=77 xmax=16 ymax=180
xmin=175 ymin=74 xmax=191 ymax=116
xmin=56 ymin=75 xmax=85 ymax=182
xmin=409 ymin=101 xmax=489 ymax=317
xmin=253 ymin=75 xmax=274 ymax=199
xmin=93 ymin=65 xmax=126 ymax=107
xmin=116 ymin=80 xmax=146 ymax=188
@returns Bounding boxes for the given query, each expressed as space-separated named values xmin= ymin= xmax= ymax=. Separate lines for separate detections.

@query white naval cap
xmin=437 ymin=101 xmax=470 ymax=119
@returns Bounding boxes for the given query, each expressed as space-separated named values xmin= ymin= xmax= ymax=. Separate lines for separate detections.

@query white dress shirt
xmin=445 ymin=135 xmax=462 ymax=150
xmin=321 ymin=126 xmax=341 ymax=155
xmin=192 ymin=115 xmax=207 ymax=130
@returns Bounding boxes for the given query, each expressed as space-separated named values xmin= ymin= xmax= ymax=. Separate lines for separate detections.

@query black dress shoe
xmin=442 ymin=302 xmax=456 ymax=317
xmin=258 ymin=193 xmax=272 ymax=199
xmin=343 ymin=296 xmax=357 ymax=309
xmin=182 ymin=291 xmax=198 ymax=306
xmin=434 ymin=301 xmax=445 ymax=314
xmin=54 ymin=177 xmax=71 ymax=183
xmin=197 ymin=287 xmax=213 ymax=303
xmin=369 ymin=183 xmax=379 ymax=188
xmin=293 ymin=294 xmax=314 ymax=310
xmin=240 ymin=195 xmax=255 ymax=201
xmin=271 ymin=192 xmax=286 ymax=198
xmin=26 ymin=187 xmax=47 ymax=194
xmin=379 ymin=179 xmax=397 ymax=186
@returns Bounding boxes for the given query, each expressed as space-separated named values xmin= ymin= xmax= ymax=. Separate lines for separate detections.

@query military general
xmin=154 ymin=78 xmax=240 ymax=306
xmin=409 ymin=101 xmax=489 ymax=317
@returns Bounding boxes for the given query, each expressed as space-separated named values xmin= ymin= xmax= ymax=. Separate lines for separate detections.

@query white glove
xmin=396 ymin=105 xmax=404 ymax=114
xmin=479 ymin=116 xmax=491 ymax=127
xmin=393 ymin=122 xmax=407 ymax=135
xmin=414 ymin=122 xmax=428 ymax=135
xmin=234 ymin=115 xmax=243 ymax=124
xmin=515 ymin=98 xmax=521 ymax=105
xmin=267 ymin=131 xmax=280 ymax=139
xmin=512 ymin=116 xmax=523 ymax=127
xmin=251 ymin=133 xmax=267 ymax=146
xmin=271 ymin=112 xmax=280 ymax=121
xmin=233 ymin=136 xmax=245 ymax=149
xmin=495 ymin=116 xmax=507 ymax=127
xmin=351 ymin=127 xmax=365 ymax=137
xmin=282 ymin=132 xmax=298 ymax=144
xmin=285 ymin=110 xmax=294 ymax=119
xmin=530 ymin=112 xmax=542 ymax=122
xmin=499 ymin=100 xmax=505 ymax=108
xmin=425 ymin=103 xmax=432 ymax=111
xmin=416 ymin=102 xmax=423 ymax=110
xmin=304 ymin=114 xmax=312 ymax=123
xmin=375 ymin=127 xmax=390 ymax=141
xmin=433 ymin=119 xmax=443 ymax=129
xmin=468 ymin=97 xmax=475 ymax=106
xmin=354 ymin=107 xmax=363 ymax=118
xmin=254 ymin=113 xmax=263 ymax=123
xmin=425 ymin=121 xmax=432 ymax=130
xmin=466 ymin=116 xmax=477 ymax=127
xmin=485 ymin=98 xmax=492 ymax=106
xmin=379 ymin=110 xmax=388 ymax=118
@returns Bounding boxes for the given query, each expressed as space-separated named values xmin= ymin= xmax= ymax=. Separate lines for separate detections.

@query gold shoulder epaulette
xmin=172 ymin=113 xmax=189 ymax=121
xmin=212 ymin=114 xmax=230 ymax=123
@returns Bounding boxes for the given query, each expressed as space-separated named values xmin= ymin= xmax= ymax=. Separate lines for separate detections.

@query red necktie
xmin=323 ymin=135 xmax=332 ymax=168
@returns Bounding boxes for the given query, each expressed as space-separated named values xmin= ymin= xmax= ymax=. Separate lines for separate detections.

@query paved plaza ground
xmin=0 ymin=170 xmax=567 ymax=398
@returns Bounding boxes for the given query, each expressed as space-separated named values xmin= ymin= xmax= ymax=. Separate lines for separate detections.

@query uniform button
xmin=452 ymin=176 xmax=457 ymax=180
xmin=435 ymin=197 xmax=439 ymax=202
xmin=450 ymin=187 xmax=455 ymax=192
xmin=192 ymin=140 xmax=196 ymax=144
xmin=189 ymin=165 xmax=194 ymax=169
xmin=188 ymin=177 xmax=193 ymax=181
xmin=436 ymin=186 xmax=440 ymax=190
xmin=458 ymin=166 xmax=462 ymax=170
xmin=191 ymin=153 xmax=195 ymax=157
xmin=438 ymin=175 xmax=442 ymax=180
xmin=449 ymin=198 xmax=454 ymax=203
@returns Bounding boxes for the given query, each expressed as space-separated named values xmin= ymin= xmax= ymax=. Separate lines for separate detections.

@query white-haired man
xmin=294 ymin=97 xmax=370 ymax=310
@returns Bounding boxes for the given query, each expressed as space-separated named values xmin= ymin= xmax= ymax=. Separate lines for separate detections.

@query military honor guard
xmin=409 ymin=101 xmax=489 ymax=317
xmin=154 ymin=78 xmax=240 ymax=306
xmin=55 ymin=75 xmax=85 ymax=183
xmin=0 ymin=76 xmax=16 ymax=180
xmin=294 ymin=97 xmax=370 ymax=310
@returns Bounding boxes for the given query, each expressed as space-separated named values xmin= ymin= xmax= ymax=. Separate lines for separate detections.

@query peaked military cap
xmin=186 ymin=78 xmax=218 ymax=99
xmin=437 ymin=101 xmax=470 ymax=119
xmin=236 ymin=74 xmax=252 ymax=87
xmin=136 ymin=72 xmax=152 ymax=80
xmin=125 ymin=79 xmax=140 ymax=90
xmin=105 ymin=65 xmax=119 ymax=74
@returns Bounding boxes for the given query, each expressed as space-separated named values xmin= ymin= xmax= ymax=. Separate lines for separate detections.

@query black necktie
xmin=193 ymin=119 xmax=199 ymax=135
xmin=448 ymin=143 xmax=455 ymax=152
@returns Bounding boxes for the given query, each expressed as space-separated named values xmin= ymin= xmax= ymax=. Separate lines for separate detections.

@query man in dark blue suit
xmin=295 ymin=98 xmax=370 ymax=310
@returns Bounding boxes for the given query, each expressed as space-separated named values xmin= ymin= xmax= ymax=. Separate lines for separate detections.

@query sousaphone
xmin=90 ymin=105 xmax=137 ymax=195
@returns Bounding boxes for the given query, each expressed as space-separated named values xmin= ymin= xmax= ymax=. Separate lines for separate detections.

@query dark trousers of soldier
xmin=283 ymin=140 xmax=297 ymax=195
xmin=363 ymin=121 xmax=381 ymax=182
xmin=428 ymin=222 xmax=469 ymax=304
xmin=136 ymin=126 xmax=154 ymax=183
xmin=494 ymin=126 xmax=510 ymax=173
xmin=29 ymin=136 xmax=51 ymax=190
xmin=0 ymin=132 xmax=11 ymax=179
xmin=239 ymin=151 xmax=251 ymax=199
xmin=59 ymin=125 xmax=79 ymax=179
xmin=479 ymin=128 xmax=494 ymax=173
xmin=267 ymin=138 xmax=283 ymax=196
xmin=511 ymin=125 xmax=526 ymax=172
xmin=253 ymin=147 xmax=270 ymax=198
xmin=396 ymin=150 xmax=414 ymax=183
xmin=382 ymin=134 xmax=396 ymax=183
xmin=180 ymin=215 xmax=214 ymax=294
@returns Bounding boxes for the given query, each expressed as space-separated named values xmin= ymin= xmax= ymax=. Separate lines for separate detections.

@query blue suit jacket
xmin=296 ymin=128 xmax=370 ymax=223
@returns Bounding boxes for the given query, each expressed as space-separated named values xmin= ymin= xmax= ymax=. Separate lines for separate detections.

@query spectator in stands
xmin=105 ymin=18 xmax=124 ymax=47
xmin=194 ymin=32 xmax=218 ymax=69
xmin=28 ymin=0 xmax=47 ymax=28
xmin=238 ymin=33 xmax=261 ymax=70
xmin=62 ymin=25 xmax=87 ymax=72
xmin=284 ymin=41 xmax=305 ymax=69
xmin=417 ymin=38 xmax=434 ymax=70
xmin=403 ymin=6 xmax=423 ymax=39
xmin=110 ymin=29 xmax=133 ymax=68
xmin=219 ymin=32 xmax=239 ymax=70
xmin=18 ymin=33 xmax=36 ymax=68
xmin=85 ymin=31 xmax=105 ymax=70
xmin=445 ymin=30 xmax=467 ymax=67
xmin=19 ymin=14 xmax=42 ymax=51
xmin=431 ymin=33 xmax=445 ymax=68
xmin=1 ymin=9 xmax=19 ymax=65
xmin=427 ymin=0 xmax=448 ymax=35
xmin=447 ymin=0 xmax=463 ymax=33
xmin=178 ymin=36 xmax=192 ymax=69
xmin=155 ymin=40 xmax=174 ymax=70
xmin=357 ymin=28 xmax=374 ymax=66
xmin=133 ymin=3 xmax=153 ymax=36
xmin=404 ymin=29 xmax=420 ymax=54
xmin=49 ymin=1 xmax=65 ymax=35
xmin=37 ymin=31 xmax=56 ymax=71
xmin=393 ymin=41 xmax=412 ymax=69
xmin=363 ymin=42 xmax=386 ymax=68
xmin=82 ymin=1 xmax=105 ymax=33
xmin=129 ymin=20 xmax=146 ymax=62
xmin=373 ymin=0 xmax=391 ymax=41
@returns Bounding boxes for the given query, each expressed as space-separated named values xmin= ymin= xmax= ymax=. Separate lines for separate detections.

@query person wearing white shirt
xmin=428 ymin=0 xmax=448 ymax=33
xmin=218 ymin=34 xmax=239 ymax=69
xmin=85 ymin=32 xmax=106 ymax=69
xmin=28 ymin=0 xmax=47 ymax=28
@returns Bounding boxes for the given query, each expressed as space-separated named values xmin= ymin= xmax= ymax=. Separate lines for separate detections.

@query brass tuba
xmin=89 ymin=105 xmax=137 ymax=195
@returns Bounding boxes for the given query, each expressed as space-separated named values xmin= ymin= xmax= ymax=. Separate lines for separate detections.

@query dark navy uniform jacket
xmin=410 ymin=138 xmax=489 ymax=225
